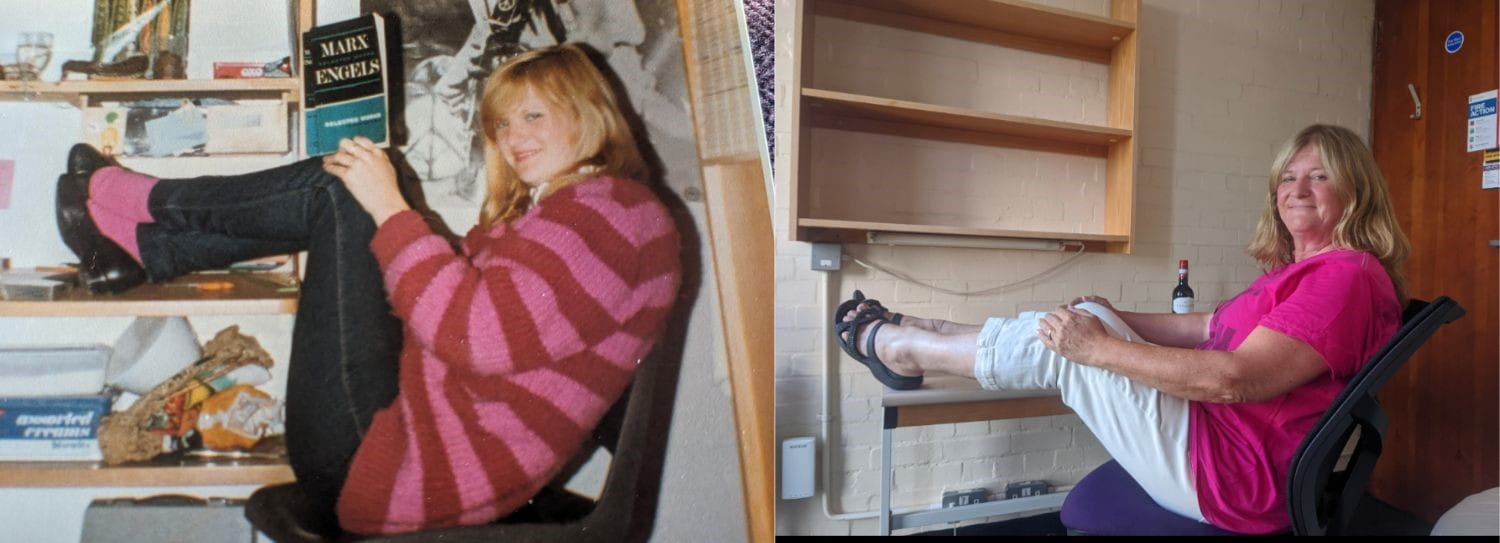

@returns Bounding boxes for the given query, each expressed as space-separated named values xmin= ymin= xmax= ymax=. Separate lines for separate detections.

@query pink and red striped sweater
xmin=335 ymin=176 xmax=681 ymax=534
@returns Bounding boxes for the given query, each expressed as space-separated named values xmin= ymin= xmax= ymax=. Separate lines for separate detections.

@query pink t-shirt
xmin=1187 ymin=250 xmax=1400 ymax=534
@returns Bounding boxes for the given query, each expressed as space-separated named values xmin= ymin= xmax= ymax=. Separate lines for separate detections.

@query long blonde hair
xmin=1247 ymin=124 xmax=1410 ymax=303
xmin=476 ymin=43 xmax=649 ymax=229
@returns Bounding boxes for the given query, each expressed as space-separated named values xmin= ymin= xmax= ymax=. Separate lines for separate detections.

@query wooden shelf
xmin=788 ymin=0 xmax=1140 ymax=252
xmin=0 ymin=78 xmax=300 ymax=103
xmin=803 ymin=88 xmax=1131 ymax=157
xmin=0 ymin=456 xmax=293 ymax=487
xmin=0 ymin=272 xmax=298 ymax=317
xmin=799 ymin=218 xmax=1129 ymax=246
xmin=811 ymin=0 xmax=1135 ymax=62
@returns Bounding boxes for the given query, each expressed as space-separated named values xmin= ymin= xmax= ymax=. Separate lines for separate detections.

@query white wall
xmin=0 ymin=1 xmax=746 ymax=540
xmin=774 ymin=0 xmax=1374 ymax=535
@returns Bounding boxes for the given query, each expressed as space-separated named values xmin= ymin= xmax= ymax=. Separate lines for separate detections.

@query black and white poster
xmin=360 ymin=0 xmax=695 ymax=206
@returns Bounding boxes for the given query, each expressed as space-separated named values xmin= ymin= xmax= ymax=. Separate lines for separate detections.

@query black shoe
xmin=55 ymin=153 xmax=147 ymax=294
xmin=58 ymin=144 xmax=115 ymax=261
xmin=77 ymin=244 xmax=149 ymax=294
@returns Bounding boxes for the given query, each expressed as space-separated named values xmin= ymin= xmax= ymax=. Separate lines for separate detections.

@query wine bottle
xmin=1172 ymin=259 xmax=1194 ymax=314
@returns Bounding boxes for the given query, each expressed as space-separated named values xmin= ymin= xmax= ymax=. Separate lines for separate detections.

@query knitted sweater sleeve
xmin=367 ymin=182 xmax=680 ymax=378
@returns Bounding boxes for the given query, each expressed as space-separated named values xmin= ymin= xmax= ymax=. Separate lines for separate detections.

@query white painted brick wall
xmin=775 ymin=0 xmax=1374 ymax=535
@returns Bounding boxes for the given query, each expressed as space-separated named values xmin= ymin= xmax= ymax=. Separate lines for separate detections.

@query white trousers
xmin=972 ymin=302 xmax=1207 ymax=522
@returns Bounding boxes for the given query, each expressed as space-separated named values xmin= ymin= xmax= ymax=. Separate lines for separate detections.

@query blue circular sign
xmin=1445 ymin=31 xmax=1464 ymax=53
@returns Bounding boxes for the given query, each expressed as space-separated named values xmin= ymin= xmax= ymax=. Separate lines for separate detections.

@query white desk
xmin=878 ymin=376 xmax=1073 ymax=535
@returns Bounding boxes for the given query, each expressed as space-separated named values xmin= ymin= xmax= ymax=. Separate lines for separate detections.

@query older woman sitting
xmin=833 ymin=124 xmax=1409 ymax=534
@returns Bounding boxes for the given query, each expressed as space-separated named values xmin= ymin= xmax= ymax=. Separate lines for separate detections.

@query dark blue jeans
xmin=139 ymin=157 xmax=402 ymax=516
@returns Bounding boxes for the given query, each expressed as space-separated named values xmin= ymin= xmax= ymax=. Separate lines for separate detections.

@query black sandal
xmin=839 ymin=290 xmax=903 ymax=325
xmin=833 ymin=291 xmax=922 ymax=390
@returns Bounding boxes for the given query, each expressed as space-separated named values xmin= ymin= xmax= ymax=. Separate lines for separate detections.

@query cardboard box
xmin=212 ymin=60 xmax=290 ymax=79
xmin=213 ymin=62 xmax=269 ymax=79
xmin=0 ymin=345 xmax=111 ymax=397
xmin=0 ymin=395 xmax=111 ymax=460
xmin=205 ymin=101 xmax=290 ymax=154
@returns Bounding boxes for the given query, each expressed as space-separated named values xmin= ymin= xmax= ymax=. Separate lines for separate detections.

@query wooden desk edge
xmin=886 ymin=395 xmax=1072 ymax=428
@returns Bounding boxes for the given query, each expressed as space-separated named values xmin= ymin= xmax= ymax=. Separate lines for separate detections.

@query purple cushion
xmin=1060 ymin=460 xmax=1245 ymax=536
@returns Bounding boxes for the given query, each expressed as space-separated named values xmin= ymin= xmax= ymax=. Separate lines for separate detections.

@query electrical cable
xmin=846 ymin=243 xmax=1088 ymax=297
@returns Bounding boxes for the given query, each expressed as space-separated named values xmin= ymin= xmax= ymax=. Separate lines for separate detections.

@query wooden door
xmin=1370 ymin=0 xmax=1498 ymax=523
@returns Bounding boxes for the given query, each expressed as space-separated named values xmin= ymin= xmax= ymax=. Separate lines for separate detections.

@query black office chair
xmin=1286 ymin=296 xmax=1464 ymax=535
xmin=244 ymin=348 xmax=676 ymax=543
xmin=1061 ymin=296 xmax=1465 ymax=535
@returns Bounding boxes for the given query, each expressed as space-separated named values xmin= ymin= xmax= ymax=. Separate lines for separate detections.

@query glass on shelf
xmin=15 ymin=32 xmax=54 ymax=99
xmin=17 ymin=32 xmax=53 ymax=73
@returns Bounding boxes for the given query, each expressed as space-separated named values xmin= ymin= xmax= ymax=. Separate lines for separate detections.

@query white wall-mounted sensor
xmin=781 ymin=436 xmax=815 ymax=500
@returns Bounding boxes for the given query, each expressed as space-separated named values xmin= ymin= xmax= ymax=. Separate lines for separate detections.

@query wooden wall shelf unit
xmin=0 ymin=0 xmax=315 ymax=496
xmin=788 ymin=0 xmax=1141 ymax=252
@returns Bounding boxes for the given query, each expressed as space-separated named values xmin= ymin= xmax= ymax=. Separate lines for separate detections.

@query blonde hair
xmin=1247 ymin=124 xmax=1410 ymax=303
xmin=477 ymin=43 xmax=650 ymax=228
